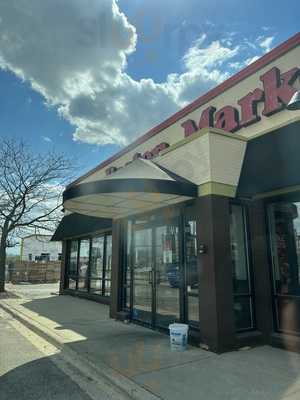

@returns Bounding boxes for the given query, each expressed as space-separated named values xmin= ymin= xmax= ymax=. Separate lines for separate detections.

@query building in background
xmin=21 ymin=234 xmax=62 ymax=262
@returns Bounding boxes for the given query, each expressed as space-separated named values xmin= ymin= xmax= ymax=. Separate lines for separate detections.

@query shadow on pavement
xmin=0 ymin=291 xmax=20 ymax=299
xmin=17 ymin=294 xmax=300 ymax=400
xmin=0 ymin=355 xmax=92 ymax=400
xmin=21 ymin=295 xmax=209 ymax=377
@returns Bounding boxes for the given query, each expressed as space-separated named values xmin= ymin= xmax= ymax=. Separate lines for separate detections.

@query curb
xmin=0 ymin=301 xmax=161 ymax=400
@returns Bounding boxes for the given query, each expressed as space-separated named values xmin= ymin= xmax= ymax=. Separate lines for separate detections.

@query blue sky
xmin=0 ymin=0 xmax=299 ymax=178
xmin=121 ymin=0 xmax=297 ymax=81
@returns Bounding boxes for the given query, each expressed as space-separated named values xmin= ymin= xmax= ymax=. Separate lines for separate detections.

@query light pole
xmin=287 ymin=90 xmax=300 ymax=110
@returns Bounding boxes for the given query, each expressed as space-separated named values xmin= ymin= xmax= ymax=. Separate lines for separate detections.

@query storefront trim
xmin=254 ymin=185 xmax=300 ymax=200
xmin=63 ymin=160 xmax=198 ymax=219
xmin=52 ymin=213 xmax=112 ymax=242
xmin=199 ymin=182 xmax=237 ymax=198
xmin=245 ymin=115 xmax=300 ymax=141
xmin=64 ymin=178 xmax=198 ymax=202
xmin=160 ymin=127 xmax=247 ymax=157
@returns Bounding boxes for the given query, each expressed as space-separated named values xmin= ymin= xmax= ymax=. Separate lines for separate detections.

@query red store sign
xmin=105 ymin=142 xmax=170 ymax=175
xmin=181 ymin=66 xmax=300 ymax=137
xmin=106 ymin=66 xmax=299 ymax=176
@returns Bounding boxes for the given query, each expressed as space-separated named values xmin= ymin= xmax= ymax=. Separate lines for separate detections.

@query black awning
xmin=62 ymin=158 xmax=198 ymax=219
xmin=237 ymin=120 xmax=300 ymax=198
xmin=51 ymin=213 xmax=112 ymax=241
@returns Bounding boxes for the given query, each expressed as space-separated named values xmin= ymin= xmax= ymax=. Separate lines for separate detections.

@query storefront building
xmin=53 ymin=32 xmax=300 ymax=353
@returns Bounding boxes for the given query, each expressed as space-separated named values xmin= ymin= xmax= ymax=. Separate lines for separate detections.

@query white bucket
xmin=169 ymin=323 xmax=189 ymax=351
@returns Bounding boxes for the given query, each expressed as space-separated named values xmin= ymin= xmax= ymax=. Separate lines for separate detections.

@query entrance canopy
xmin=237 ymin=121 xmax=300 ymax=198
xmin=63 ymin=158 xmax=198 ymax=219
xmin=51 ymin=213 xmax=112 ymax=241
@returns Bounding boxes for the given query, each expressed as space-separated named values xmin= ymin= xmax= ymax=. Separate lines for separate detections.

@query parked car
xmin=166 ymin=259 xmax=198 ymax=288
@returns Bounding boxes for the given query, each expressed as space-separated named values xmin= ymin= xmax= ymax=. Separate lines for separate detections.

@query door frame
xmin=131 ymin=223 xmax=154 ymax=326
xmin=125 ymin=203 xmax=199 ymax=331
xmin=130 ymin=214 xmax=184 ymax=330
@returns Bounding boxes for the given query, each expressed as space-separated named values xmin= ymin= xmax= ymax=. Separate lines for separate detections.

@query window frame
xmin=120 ymin=203 xmax=201 ymax=329
xmin=65 ymin=231 xmax=112 ymax=297
xmin=65 ymin=239 xmax=80 ymax=289
xmin=230 ymin=201 xmax=256 ymax=332
xmin=267 ymin=200 xmax=300 ymax=335
xmin=183 ymin=205 xmax=200 ymax=328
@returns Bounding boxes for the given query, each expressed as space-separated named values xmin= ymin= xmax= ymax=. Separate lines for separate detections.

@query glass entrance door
xmin=132 ymin=227 xmax=153 ymax=325
xmin=155 ymin=224 xmax=180 ymax=329
xmin=131 ymin=219 xmax=181 ymax=328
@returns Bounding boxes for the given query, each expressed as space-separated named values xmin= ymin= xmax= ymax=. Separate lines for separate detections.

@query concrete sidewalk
xmin=2 ymin=285 xmax=300 ymax=400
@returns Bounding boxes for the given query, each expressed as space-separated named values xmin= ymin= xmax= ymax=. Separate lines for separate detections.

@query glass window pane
xmin=269 ymin=202 xmax=300 ymax=296
xmin=90 ymin=237 xmax=104 ymax=278
xmin=185 ymin=220 xmax=199 ymax=324
xmin=230 ymin=205 xmax=250 ymax=294
xmin=104 ymin=280 xmax=111 ymax=297
xmin=234 ymin=296 xmax=253 ymax=331
xmin=68 ymin=277 xmax=77 ymax=290
xmin=78 ymin=240 xmax=90 ymax=292
xmin=68 ymin=240 xmax=78 ymax=276
xmin=125 ymin=286 xmax=131 ymax=309
xmin=156 ymin=224 xmax=180 ymax=329
xmin=132 ymin=227 xmax=153 ymax=325
xmin=276 ymin=296 xmax=300 ymax=334
xmin=269 ymin=202 xmax=300 ymax=335
xmin=123 ymin=221 xmax=132 ymax=309
xmin=78 ymin=240 xmax=90 ymax=278
xmin=105 ymin=235 xmax=112 ymax=280
xmin=187 ymin=292 xmax=199 ymax=324
xmin=230 ymin=205 xmax=254 ymax=332
xmin=78 ymin=278 xmax=88 ymax=292
xmin=90 ymin=279 xmax=102 ymax=295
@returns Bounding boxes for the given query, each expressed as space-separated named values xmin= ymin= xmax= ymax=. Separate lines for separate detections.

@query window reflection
xmin=185 ymin=220 xmax=199 ymax=325
xmin=68 ymin=241 xmax=78 ymax=276
xmin=230 ymin=205 xmax=250 ymax=294
xmin=123 ymin=215 xmax=199 ymax=329
xmin=269 ymin=202 xmax=300 ymax=334
xmin=104 ymin=235 xmax=112 ymax=297
xmin=122 ymin=220 xmax=133 ymax=309
xmin=156 ymin=224 xmax=180 ymax=328
xmin=78 ymin=240 xmax=90 ymax=292
xmin=65 ymin=233 xmax=111 ymax=297
xmin=132 ymin=227 xmax=153 ymax=325
xmin=90 ymin=237 xmax=104 ymax=278
xmin=105 ymin=235 xmax=112 ymax=278
xmin=230 ymin=204 xmax=254 ymax=331
xmin=90 ymin=279 xmax=102 ymax=295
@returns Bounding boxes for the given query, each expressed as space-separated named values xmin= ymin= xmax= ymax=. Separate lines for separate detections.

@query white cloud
xmin=0 ymin=1 xmax=265 ymax=146
xmin=183 ymin=36 xmax=239 ymax=71
xmin=258 ymin=36 xmax=274 ymax=53
xmin=245 ymin=55 xmax=260 ymax=65
xmin=42 ymin=136 xmax=52 ymax=143
xmin=229 ymin=54 xmax=260 ymax=71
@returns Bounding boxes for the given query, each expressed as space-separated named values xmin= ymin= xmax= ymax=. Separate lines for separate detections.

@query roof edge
xmin=22 ymin=234 xmax=53 ymax=240
xmin=68 ymin=32 xmax=300 ymax=189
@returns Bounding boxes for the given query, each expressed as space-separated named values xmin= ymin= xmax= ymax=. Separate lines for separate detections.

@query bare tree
xmin=0 ymin=138 xmax=72 ymax=292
